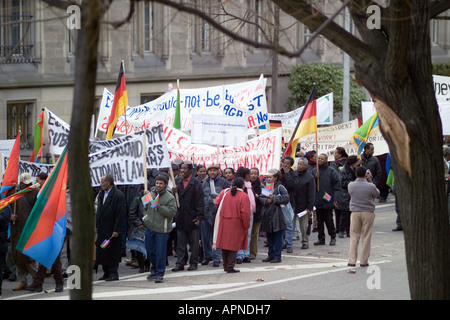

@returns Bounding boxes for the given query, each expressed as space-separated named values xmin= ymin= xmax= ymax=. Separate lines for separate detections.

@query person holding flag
xmin=142 ymin=174 xmax=177 ymax=283
xmin=106 ymin=61 xmax=128 ymax=139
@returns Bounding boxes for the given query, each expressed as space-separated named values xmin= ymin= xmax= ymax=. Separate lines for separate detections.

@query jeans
xmin=267 ymin=230 xmax=283 ymax=259
xmin=145 ymin=229 xmax=169 ymax=277
xmin=284 ymin=214 xmax=294 ymax=249
xmin=200 ymin=220 xmax=213 ymax=260
xmin=237 ymin=214 xmax=254 ymax=259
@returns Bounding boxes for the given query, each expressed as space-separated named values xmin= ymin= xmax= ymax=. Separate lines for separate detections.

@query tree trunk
xmin=272 ymin=0 xmax=450 ymax=299
xmin=68 ymin=0 xmax=104 ymax=300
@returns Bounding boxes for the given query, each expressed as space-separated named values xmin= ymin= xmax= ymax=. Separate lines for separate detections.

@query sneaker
xmin=155 ymin=276 xmax=164 ymax=283
xmin=147 ymin=273 xmax=156 ymax=280
xmin=301 ymin=243 xmax=309 ymax=249
xmin=187 ymin=264 xmax=197 ymax=271
xmin=55 ymin=285 xmax=64 ymax=293
xmin=330 ymin=238 xmax=336 ymax=246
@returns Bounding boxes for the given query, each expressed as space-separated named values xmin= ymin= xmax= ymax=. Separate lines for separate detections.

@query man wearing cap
xmin=10 ymin=173 xmax=40 ymax=290
xmin=201 ymin=164 xmax=229 ymax=266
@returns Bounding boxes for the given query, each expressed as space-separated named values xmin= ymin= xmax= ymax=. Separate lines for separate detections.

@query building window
xmin=0 ymin=0 xmax=35 ymax=64
xmin=144 ymin=2 xmax=154 ymax=52
xmin=6 ymin=101 xmax=34 ymax=150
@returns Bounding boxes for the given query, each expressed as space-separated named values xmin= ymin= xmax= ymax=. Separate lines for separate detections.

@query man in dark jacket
xmin=293 ymin=158 xmax=316 ymax=249
xmin=312 ymin=154 xmax=341 ymax=246
xmin=201 ymin=164 xmax=229 ymax=266
xmin=361 ymin=143 xmax=381 ymax=185
xmin=96 ymin=174 xmax=126 ymax=281
xmin=0 ymin=205 xmax=12 ymax=297
xmin=172 ymin=161 xmax=205 ymax=271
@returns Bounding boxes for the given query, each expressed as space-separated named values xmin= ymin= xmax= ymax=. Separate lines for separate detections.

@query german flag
xmin=269 ymin=120 xmax=282 ymax=130
xmin=106 ymin=61 xmax=128 ymax=139
xmin=283 ymin=85 xmax=317 ymax=159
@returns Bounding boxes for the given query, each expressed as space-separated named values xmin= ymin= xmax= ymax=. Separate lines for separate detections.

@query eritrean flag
xmin=173 ymin=80 xmax=181 ymax=129
xmin=16 ymin=146 xmax=68 ymax=269
xmin=323 ymin=192 xmax=332 ymax=202
xmin=0 ymin=186 xmax=38 ymax=212
xmin=1 ymin=131 xmax=20 ymax=199
xmin=351 ymin=112 xmax=379 ymax=156
xmin=283 ymin=84 xmax=317 ymax=159
xmin=28 ymin=111 xmax=44 ymax=163
xmin=150 ymin=194 xmax=159 ymax=208
xmin=106 ymin=61 xmax=128 ymax=139
xmin=141 ymin=192 xmax=153 ymax=206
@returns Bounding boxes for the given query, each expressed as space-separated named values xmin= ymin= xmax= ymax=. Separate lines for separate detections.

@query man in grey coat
xmin=347 ymin=166 xmax=380 ymax=267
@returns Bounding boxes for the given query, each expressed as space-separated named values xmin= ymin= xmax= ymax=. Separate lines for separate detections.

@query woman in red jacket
xmin=213 ymin=177 xmax=251 ymax=273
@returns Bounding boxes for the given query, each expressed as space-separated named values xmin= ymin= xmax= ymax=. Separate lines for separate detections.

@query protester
xmin=336 ymin=155 xmax=360 ymax=238
xmin=128 ymin=189 xmax=149 ymax=273
xmin=305 ymin=150 xmax=318 ymax=232
xmin=331 ymin=147 xmax=348 ymax=171
xmin=0 ymin=205 xmax=12 ymax=298
xmin=95 ymin=174 xmax=126 ymax=281
xmin=312 ymin=154 xmax=341 ymax=246
xmin=259 ymin=169 xmax=289 ymax=263
xmin=360 ymin=143 xmax=382 ymax=185
xmin=201 ymin=164 xmax=229 ymax=267
xmin=35 ymin=172 xmax=48 ymax=187
xmin=9 ymin=173 xmax=39 ymax=291
xmin=293 ymin=158 xmax=316 ymax=249
xmin=223 ymin=168 xmax=236 ymax=187
xmin=347 ymin=166 xmax=380 ymax=267
xmin=235 ymin=167 xmax=256 ymax=263
xmin=61 ymin=187 xmax=73 ymax=278
xmin=195 ymin=165 xmax=207 ymax=183
xmin=213 ymin=177 xmax=251 ymax=273
xmin=26 ymin=253 xmax=64 ymax=293
xmin=142 ymin=174 xmax=177 ymax=283
xmin=172 ymin=161 xmax=205 ymax=272
xmin=280 ymin=156 xmax=297 ymax=253
xmin=249 ymin=167 xmax=263 ymax=259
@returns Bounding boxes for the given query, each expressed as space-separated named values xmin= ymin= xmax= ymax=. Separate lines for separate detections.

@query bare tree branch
xmin=430 ymin=0 xmax=450 ymax=18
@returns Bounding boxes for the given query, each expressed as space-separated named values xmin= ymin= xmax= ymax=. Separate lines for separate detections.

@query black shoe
xmin=105 ymin=276 xmax=119 ymax=281
xmin=338 ymin=232 xmax=344 ymax=238
xmin=187 ymin=264 xmax=197 ymax=271
xmin=262 ymin=256 xmax=273 ymax=262
xmin=330 ymin=238 xmax=336 ymax=246
xmin=242 ymin=257 xmax=251 ymax=263
xmin=392 ymin=227 xmax=403 ymax=231
xmin=360 ymin=263 xmax=369 ymax=267
xmin=270 ymin=258 xmax=282 ymax=263
xmin=226 ymin=268 xmax=240 ymax=273
xmin=155 ymin=276 xmax=164 ymax=283
xmin=347 ymin=263 xmax=356 ymax=267
xmin=172 ymin=265 xmax=184 ymax=272
xmin=201 ymin=258 xmax=211 ymax=265
xmin=212 ymin=261 xmax=220 ymax=267
xmin=236 ymin=258 xmax=243 ymax=264
xmin=301 ymin=243 xmax=309 ymax=249
xmin=55 ymin=285 xmax=64 ymax=293
xmin=147 ymin=273 xmax=156 ymax=280
xmin=314 ymin=240 xmax=325 ymax=246
xmin=25 ymin=285 xmax=43 ymax=293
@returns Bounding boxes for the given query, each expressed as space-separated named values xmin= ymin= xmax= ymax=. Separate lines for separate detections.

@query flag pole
xmin=142 ymin=134 xmax=148 ymax=192
xmin=122 ymin=60 xmax=128 ymax=135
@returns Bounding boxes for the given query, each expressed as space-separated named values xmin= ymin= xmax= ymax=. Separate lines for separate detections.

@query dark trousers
xmin=267 ymin=230 xmax=283 ymax=259
xmin=316 ymin=208 xmax=336 ymax=241
xmin=222 ymin=249 xmax=237 ymax=272
xmin=31 ymin=254 xmax=63 ymax=287
xmin=338 ymin=210 xmax=351 ymax=234
xmin=101 ymin=264 xmax=119 ymax=279
xmin=175 ymin=228 xmax=200 ymax=267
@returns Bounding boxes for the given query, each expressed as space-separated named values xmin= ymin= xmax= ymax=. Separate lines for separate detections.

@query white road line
xmin=186 ymin=260 xmax=391 ymax=300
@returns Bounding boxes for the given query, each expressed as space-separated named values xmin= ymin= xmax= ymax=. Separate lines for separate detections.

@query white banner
xmin=433 ymin=75 xmax=450 ymax=103
xmin=269 ymin=92 xmax=333 ymax=126
xmin=294 ymin=119 xmax=389 ymax=161
xmin=163 ymin=125 xmax=282 ymax=175
xmin=89 ymin=125 xmax=171 ymax=186
xmin=2 ymin=157 xmax=54 ymax=182
xmin=191 ymin=114 xmax=248 ymax=147
xmin=47 ymin=109 xmax=71 ymax=155
xmin=96 ymin=75 xmax=269 ymax=135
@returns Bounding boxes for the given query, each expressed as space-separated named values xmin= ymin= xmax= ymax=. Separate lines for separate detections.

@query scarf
xmin=245 ymin=180 xmax=256 ymax=213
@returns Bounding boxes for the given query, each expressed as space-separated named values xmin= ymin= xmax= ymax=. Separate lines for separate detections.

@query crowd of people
xmin=4 ymin=138 xmax=449 ymax=296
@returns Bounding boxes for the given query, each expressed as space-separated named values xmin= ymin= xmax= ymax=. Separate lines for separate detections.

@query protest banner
xmin=433 ymin=75 xmax=450 ymax=103
xmin=95 ymin=75 xmax=269 ymax=135
xmin=89 ymin=125 xmax=171 ymax=186
xmin=269 ymin=92 xmax=333 ymax=126
xmin=293 ymin=119 xmax=389 ymax=161
xmin=163 ymin=124 xmax=282 ymax=174
xmin=47 ymin=109 xmax=71 ymax=156
xmin=2 ymin=156 xmax=54 ymax=181
xmin=191 ymin=114 xmax=248 ymax=147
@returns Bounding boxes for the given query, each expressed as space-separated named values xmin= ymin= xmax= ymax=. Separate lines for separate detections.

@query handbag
xmin=280 ymin=202 xmax=294 ymax=226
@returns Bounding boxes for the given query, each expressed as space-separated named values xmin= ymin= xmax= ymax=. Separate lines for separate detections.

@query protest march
xmin=1 ymin=66 xmax=449 ymax=291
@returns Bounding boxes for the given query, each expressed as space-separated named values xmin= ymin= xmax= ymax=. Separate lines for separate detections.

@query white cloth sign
xmin=191 ymin=114 xmax=248 ymax=146
xmin=269 ymin=92 xmax=333 ymax=126
xmin=96 ymin=75 xmax=269 ymax=134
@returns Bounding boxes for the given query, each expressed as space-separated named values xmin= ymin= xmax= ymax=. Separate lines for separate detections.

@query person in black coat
xmin=0 ymin=205 xmax=12 ymax=298
xmin=96 ymin=174 xmax=126 ymax=281
xmin=171 ymin=161 xmax=205 ymax=271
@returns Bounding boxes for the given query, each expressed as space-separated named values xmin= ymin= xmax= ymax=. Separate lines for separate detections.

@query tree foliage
xmin=286 ymin=62 xmax=367 ymax=114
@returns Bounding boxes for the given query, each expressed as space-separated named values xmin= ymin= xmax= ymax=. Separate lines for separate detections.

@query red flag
xmin=1 ymin=131 xmax=20 ymax=199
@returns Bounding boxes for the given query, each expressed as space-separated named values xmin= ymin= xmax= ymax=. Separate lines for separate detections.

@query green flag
xmin=173 ymin=80 xmax=181 ymax=129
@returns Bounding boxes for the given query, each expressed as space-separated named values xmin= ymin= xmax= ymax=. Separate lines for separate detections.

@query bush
xmin=286 ymin=62 xmax=367 ymax=114
xmin=433 ymin=63 xmax=450 ymax=76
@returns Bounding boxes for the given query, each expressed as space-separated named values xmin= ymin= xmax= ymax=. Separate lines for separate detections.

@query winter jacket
xmin=174 ymin=175 xmax=205 ymax=231
xmin=142 ymin=187 xmax=177 ymax=234
xmin=259 ymin=182 xmax=290 ymax=233
xmin=202 ymin=176 xmax=229 ymax=226
xmin=293 ymin=170 xmax=316 ymax=213
xmin=336 ymin=165 xmax=356 ymax=211
xmin=312 ymin=164 xmax=342 ymax=209
xmin=361 ymin=154 xmax=382 ymax=185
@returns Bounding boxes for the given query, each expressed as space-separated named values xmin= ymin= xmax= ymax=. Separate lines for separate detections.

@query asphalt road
xmin=2 ymin=194 xmax=410 ymax=302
